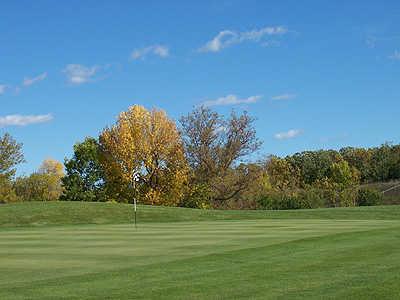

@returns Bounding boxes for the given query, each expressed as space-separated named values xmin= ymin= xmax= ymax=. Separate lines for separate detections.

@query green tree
xmin=0 ymin=133 xmax=24 ymax=203
xmin=328 ymin=160 xmax=360 ymax=188
xmin=265 ymin=156 xmax=301 ymax=191
xmin=369 ymin=143 xmax=400 ymax=182
xmin=61 ymin=137 xmax=107 ymax=202
xmin=0 ymin=133 xmax=24 ymax=180
xmin=311 ymin=160 xmax=359 ymax=207
xmin=287 ymin=150 xmax=342 ymax=186
xmin=339 ymin=147 xmax=372 ymax=182
xmin=390 ymin=145 xmax=400 ymax=179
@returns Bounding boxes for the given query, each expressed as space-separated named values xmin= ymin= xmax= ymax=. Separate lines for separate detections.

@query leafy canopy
xmin=99 ymin=105 xmax=188 ymax=205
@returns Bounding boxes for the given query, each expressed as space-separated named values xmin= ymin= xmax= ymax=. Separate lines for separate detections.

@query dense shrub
xmin=338 ymin=188 xmax=358 ymax=207
xmin=0 ymin=176 xmax=19 ymax=203
xmin=296 ymin=188 xmax=326 ymax=208
xmin=356 ymin=188 xmax=383 ymax=206
xmin=257 ymin=191 xmax=304 ymax=210
xmin=14 ymin=173 xmax=63 ymax=201
xmin=256 ymin=185 xmax=360 ymax=210
xmin=180 ymin=183 xmax=212 ymax=209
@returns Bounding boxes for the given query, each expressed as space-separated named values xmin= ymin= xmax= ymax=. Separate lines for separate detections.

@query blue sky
xmin=1 ymin=0 xmax=400 ymax=175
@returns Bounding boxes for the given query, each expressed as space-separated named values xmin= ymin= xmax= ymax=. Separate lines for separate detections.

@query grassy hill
xmin=1 ymin=202 xmax=400 ymax=299
xmin=2 ymin=201 xmax=400 ymax=228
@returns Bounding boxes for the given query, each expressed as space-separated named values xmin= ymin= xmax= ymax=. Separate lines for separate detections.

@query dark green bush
xmin=257 ymin=186 xmax=358 ymax=210
xmin=257 ymin=192 xmax=303 ymax=210
xmin=297 ymin=188 xmax=326 ymax=209
xmin=356 ymin=188 xmax=383 ymax=206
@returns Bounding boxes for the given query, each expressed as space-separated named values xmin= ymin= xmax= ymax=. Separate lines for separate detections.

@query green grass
xmin=1 ymin=202 xmax=400 ymax=299
xmin=2 ymin=201 xmax=400 ymax=228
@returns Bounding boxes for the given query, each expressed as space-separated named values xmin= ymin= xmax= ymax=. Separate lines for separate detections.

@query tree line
xmin=1 ymin=104 xmax=399 ymax=209
xmin=0 ymin=133 xmax=64 ymax=203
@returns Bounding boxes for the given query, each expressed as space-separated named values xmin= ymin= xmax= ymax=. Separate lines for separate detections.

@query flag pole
xmin=134 ymin=198 xmax=137 ymax=229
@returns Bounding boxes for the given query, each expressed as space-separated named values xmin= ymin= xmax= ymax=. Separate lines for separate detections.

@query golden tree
xmin=39 ymin=158 xmax=64 ymax=177
xmin=99 ymin=105 xmax=188 ymax=205
xmin=14 ymin=158 xmax=64 ymax=201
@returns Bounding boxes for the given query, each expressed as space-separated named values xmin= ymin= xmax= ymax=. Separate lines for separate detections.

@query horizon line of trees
xmin=1 ymin=104 xmax=399 ymax=209
xmin=0 ymin=132 xmax=64 ymax=202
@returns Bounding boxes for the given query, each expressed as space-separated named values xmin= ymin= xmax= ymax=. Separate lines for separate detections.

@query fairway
xmin=1 ymin=204 xmax=400 ymax=299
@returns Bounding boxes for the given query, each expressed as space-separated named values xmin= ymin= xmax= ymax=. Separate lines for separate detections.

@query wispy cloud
xmin=0 ymin=84 xmax=6 ymax=95
xmin=23 ymin=72 xmax=47 ymax=87
xmin=274 ymin=129 xmax=302 ymax=140
xmin=0 ymin=114 xmax=53 ymax=127
xmin=63 ymin=64 xmax=99 ymax=85
xmin=199 ymin=26 xmax=288 ymax=53
xmin=271 ymin=93 xmax=296 ymax=100
xmin=0 ymin=73 xmax=47 ymax=95
xmin=131 ymin=45 xmax=169 ymax=60
xmin=389 ymin=50 xmax=400 ymax=60
xmin=201 ymin=94 xmax=262 ymax=107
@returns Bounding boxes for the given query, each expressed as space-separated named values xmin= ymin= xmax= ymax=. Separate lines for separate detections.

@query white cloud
xmin=271 ymin=93 xmax=296 ymax=100
xmin=202 ymin=94 xmax=262 ymax=107
xmin=239 ymin=26 xmax=287 ymax=41
xmin=23 ymin=72 xmax=47 ymax=87
xmin=389 ymin=50 xmax=400 ymax=60
xmin=274 ymin=129 xmax=302 ymax=140
xmin=199 ymin=26 xmax=288 ymax=52
xmin=199 ymin=30 xmax=237 ymax=53
xmin=63 ymin=64 xmax=98 ymax=85
xmin=131 ymin=45 xmax=169 ymax=60
xmin=0 ymin=114 xmax=53 ymax=127
xmin=0 ymin=84 xmax=6 ymax=95
xmin=153 ymin=45 xmax=169 ymax=57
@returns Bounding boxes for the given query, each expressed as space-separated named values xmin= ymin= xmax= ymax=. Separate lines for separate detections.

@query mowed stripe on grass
xmin=1 ymin=218 xmax=400 ymax=299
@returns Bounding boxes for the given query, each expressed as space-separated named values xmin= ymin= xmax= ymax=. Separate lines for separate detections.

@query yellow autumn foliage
xmin=39 ymin=158 xmax=64 ymax=177
xmin=99 ymin=105 xmax=188 ymax=205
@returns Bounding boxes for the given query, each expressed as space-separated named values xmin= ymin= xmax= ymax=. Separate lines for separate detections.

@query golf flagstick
xmin=134 ymin=198 xmax=137 ymax=229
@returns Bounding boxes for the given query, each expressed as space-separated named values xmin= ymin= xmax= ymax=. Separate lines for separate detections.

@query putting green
xmin=1 ymin=218 xmax=400 ymax=299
